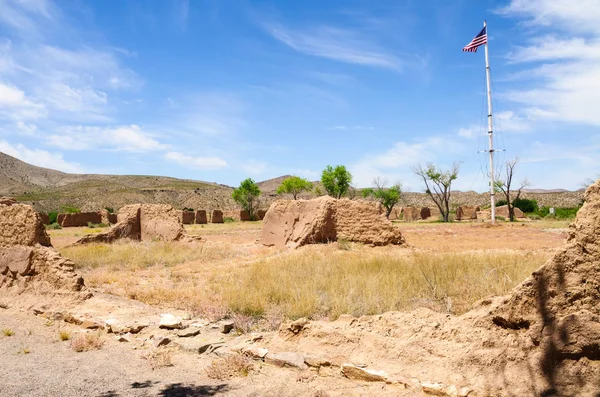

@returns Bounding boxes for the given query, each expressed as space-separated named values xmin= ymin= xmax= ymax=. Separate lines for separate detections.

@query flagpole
xmin=483 ymin=20 xmax=496 ymax=224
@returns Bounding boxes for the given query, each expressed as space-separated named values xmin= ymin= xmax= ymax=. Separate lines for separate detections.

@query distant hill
xmin=0 ymin=151 xmax=586 ymax=213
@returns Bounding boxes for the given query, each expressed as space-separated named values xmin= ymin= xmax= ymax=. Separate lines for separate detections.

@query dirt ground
xmin=0 ymin=219 xmax=572 ymax=396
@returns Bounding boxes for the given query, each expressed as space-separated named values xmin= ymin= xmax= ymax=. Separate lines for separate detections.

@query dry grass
xmin=71 ymin=332 xmax=104 ymax=352
xmin=142 ymin=349 xmax=174 ymax=370
xmin=205 ymin=355 xmax=254 ymax=379
xmin=56 ymin=221 xmax=565 ymax=321
xmin=2 ymin=328 xmax=14 ymax=336
xmin=59 ymin=330 xmax=71 ymax=341
xmin=215 ymin=247 xmax=551 ymax=318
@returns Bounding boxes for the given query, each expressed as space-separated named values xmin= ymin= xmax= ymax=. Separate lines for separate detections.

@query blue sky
xmin=0 ymin=0 xmax=598 ymax=191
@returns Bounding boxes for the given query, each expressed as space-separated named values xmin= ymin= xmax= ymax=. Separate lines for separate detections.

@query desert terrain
xmin=0 ymin=210 xmax=576 ymax=396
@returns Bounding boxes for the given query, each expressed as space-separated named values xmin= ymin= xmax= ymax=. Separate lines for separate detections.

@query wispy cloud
xmin=46 ymin=125 xmax=168 ymax=152
xmin=261 ymin=22 xmax=406 ymax=71
xmin=0 ymin=139 xmax=83 ymax=173
xmin=498 ymin=0 xmax=600 ymax=126
xmin=164 ymin=151 xmax=227 ymax=170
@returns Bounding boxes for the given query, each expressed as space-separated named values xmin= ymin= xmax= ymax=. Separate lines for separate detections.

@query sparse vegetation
xmin=59 ymin=330 xmax=71 ymax=341
xmin=46 ymin=223 xmax=62 ymax=230
xmin=276 ymin=176 xmax=313 ymax=200
xmin=48 ymin=211 xmax=58 ymax=224
xmin=206 ymin=355 xmax=253 ymax=379
xmin=142 ymin=349 xmax=173 ymax=370
xmin=2 ymin=328 xmax=14 ymax=337
xmin=71 ymin=332 xmax=104 ymax=352
xmin=223 ymin=217 xmax=235 ymax=223
xmin=62 ymin=205 xmax=81 ymax=214
xmin=321 ymin=165 xmax=352 ymax=199
xmin=232 ymin=178 xmax=261 ymax=220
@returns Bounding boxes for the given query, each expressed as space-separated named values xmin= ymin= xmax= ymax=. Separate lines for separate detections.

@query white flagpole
xmin=483 ymin=20 xmax=496 ymax=224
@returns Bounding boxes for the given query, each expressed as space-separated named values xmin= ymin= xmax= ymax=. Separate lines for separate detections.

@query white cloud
xmin=47 ymin=125 xmax=168 ymax=152
xmin=164 ymin=151 xmax=227 ymax=170
xmin=0 ymin=82 xmax=46 ymax=120
xmin=262 ymin=22 xmax=407 ymax=70
xmin=0 ymin=140 xmax=83 ymax=173
xmin=498 ymin=0 xmax=600 ymax=126
xmin=350 ymin=136 xmax=465 ymax=187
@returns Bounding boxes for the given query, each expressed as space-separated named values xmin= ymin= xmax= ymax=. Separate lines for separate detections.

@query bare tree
xmin=495 ymin=157 xmax=529 ymax=222
xmin=414 ymin=162 xmax=460 ymax=222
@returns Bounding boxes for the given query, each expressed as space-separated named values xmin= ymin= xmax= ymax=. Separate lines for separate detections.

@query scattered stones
xmin=220 ymin=321 xmax=234 ymax=334
xmin=265 ymin=352 xmax=308 ymax=370
xmin=108 ymin=322 xmax=148 ymax=334
xmin=176 ymin=328 xmax=200 ymax=338
xmin=159 ymin=314 xmax=183 ymax=330
xmin=81 ymin=319 xmax=103 ymax=329
xmin=341 ymin=363 xmax=388 ymax=382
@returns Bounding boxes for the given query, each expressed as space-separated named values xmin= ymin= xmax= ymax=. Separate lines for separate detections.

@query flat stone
xmin=242 ymin=346 xmax=269 ymax=360
xmin=152 ymin=336 xmax=171 ymax=347
xmin=421 ymin=382 xmax=446 ymax=396
xmin=116 ymin=333 xmax=133 ymax=343
xmin=304 ymin=355 xmax=331 ymax=368
xmin=159 ymin=313 xmax=182 ymax=329
xmin=177 ymin=328 xmax=200 ymax=338
xmin=341 ymin=363 xmax=388 ymax=382
xmin=220 ymin=321 xmax=234 ymax=334
xmin=175 ymin=339 xmax=225 ymax=354
xmin=265 ymin=352 xmax=308 ymax=370
xmin=81 ymin=320 xmax=103 ymax=329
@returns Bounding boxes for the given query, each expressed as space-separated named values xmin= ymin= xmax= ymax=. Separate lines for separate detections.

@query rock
xmin=242 ymin=346 xmax=269 ymax=360
xmin=81 ymin=319 xmax=103 ymax=329
xmin=265 ymin=352 xmax=308 ymax=370
xmin=117 ymin=333 xmax=133 ymax=343
xmin=220 ymin=321 xmax=234 ymax=334
xmin=177 ymin=328 xmax=200 ymax=338
xmin=261 ymin=197 xmax=405 ymax=248
xmin=289 ymin=318 xmax=308 ymax=334
xmin=304 ymin=355 xmax=330 ymax=368
xmin=159 ymin=314 xmax=183 ymax=329
xmin=341 ymin=363 xmax=388 ymax=382
xmin=108 ymin=322 xmax=148 ymax=334
xmin=421 ymin=382 xmax=446 ymax=396
xmin=152 ymin=336 xmax=171 ymax=347
xmin=459 ymin=386 xmax=474 ymax=397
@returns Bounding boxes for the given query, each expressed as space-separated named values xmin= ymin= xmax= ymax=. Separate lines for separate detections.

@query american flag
xmin=463 ymin=26 xmax=487 ymax=52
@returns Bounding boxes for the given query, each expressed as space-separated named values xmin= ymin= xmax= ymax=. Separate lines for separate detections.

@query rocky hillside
xmin=0 ymin=151 xmax=585 ymax=213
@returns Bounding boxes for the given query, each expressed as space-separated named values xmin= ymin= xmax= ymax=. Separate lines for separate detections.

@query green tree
xmin=321 ymin=165 xmax=352 ymax=199
xmin=414 ymin=162 xmax=460 ymax=222
xmin=362 ymin=178 xmax=402 ymax=219
xmin=232 ymin=178 xmax=261 ymax=220
xmin=276 ymin=176 xmax=313 ymax=200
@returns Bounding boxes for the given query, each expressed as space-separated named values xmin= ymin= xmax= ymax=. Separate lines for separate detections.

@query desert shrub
xmin=528 ymin=214 xmax=541 ymax=220
xmin=59 ymin=330 xmax=71 ymax=341
xmin=62 ymin=205 xmax=81 ymax=214
xmin=87 ymin=222 xmax=107 ymax=228
xmin=71 ymin=333 xmax=104 ymax=352
xmin=142 ymin=349 xmax=173 ymax=370
xmin=513 ymin=198 xmax=538 ymax=213
xmin=2 ymin=328 xmax=14 ymax=336
xmin=223 ymin=217 xmax=235 ymax=223
xmin=337 ymin=237 xmax=352 ymax=251
xmin=496 ymin=216 xmax=506 ymax=221
xmin=46 ymin=223 xmax=62 ymax=230
xmin=104 ymin=207 xmax=115 ymax=214
xmin=183 ymin=207 xmax=194 ymax=212
xmin=495 ymin=199 xmax=507 ymax=207
xmin=48 ymin=211 xmax=58 ymax=224
xmin=206 ymin=355 xmax=253 ymax=379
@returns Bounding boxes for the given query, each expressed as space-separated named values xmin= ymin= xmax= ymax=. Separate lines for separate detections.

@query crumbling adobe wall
xmin=0 ymin=200 xmax=84 ymax=293
xmin=261 ymin=197 xmax=405 ymax=248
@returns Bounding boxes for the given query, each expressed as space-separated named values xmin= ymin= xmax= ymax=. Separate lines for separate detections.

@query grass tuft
xmin=71 ymin=333 xmax=104 ymax=352
xmin=205 ymin=355 xmax=253 ymax=379
xmin=2 ymin=328 xmax=14 ymax=337
xmin=59 ymin=330 xmax=71 ymax=341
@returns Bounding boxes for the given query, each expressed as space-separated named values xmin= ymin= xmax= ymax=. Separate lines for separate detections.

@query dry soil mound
xmin=0 ymin=200 xmax=83 ymax=294
xmin=261 ymin=196 xmax=405 ymax=248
